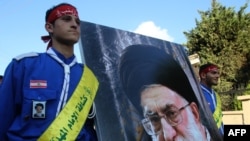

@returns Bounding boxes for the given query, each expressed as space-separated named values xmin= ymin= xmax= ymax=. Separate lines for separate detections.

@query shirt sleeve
xmin=0 ymin=59 xmax=24 ymax=140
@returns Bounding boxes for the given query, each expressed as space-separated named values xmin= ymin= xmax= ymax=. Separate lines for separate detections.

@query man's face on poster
xmin=140 ymin=84 xmax=207 ymax=141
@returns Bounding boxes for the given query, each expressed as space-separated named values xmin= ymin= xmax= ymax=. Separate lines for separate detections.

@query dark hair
xmin=199 ymin=63 xmax=218 ymax=75
xmin=45 ymin=3 xmax=76 ymax=23
xmin=35 ymin=103 xmax=44 ymax=109
xmin=0 ymin=75 xmax=3 ymax=79
xmin=118 ymin=44 xmax=199 ymax=114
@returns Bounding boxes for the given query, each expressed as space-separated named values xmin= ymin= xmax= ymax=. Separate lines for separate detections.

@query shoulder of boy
xmin=14 ymin=52 xmax=39 ymax=61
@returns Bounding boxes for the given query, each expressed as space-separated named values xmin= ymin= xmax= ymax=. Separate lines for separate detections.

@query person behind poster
xmin=199 ymin=63 xmax=224 ymax=136
xmin=119 ymin=44 xmax=223 ymax=141
xmin=0 ymin=3 xmax=99 ymax=141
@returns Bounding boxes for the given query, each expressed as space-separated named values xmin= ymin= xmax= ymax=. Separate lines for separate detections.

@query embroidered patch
xmin=32 ymin=101 xmax=46 ymax=119
xmin=30 ymin=80 xmax=47 ymax=88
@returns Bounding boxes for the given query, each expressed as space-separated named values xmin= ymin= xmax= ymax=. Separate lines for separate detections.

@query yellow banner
xmin=38 ymin=66 xmax=99 ymax=141
xmin=213 ymin=92 xmax=222 ymax=128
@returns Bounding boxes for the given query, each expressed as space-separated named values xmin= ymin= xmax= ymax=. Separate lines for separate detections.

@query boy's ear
xmin=199 ymin=72 xmax=206 ymax=79
xmin=45 ymin=23 xmax=53 ymax=33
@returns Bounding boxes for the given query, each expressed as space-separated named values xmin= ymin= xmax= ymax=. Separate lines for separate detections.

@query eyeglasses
xmin=141 ymin=103 xmax=190 ymax=136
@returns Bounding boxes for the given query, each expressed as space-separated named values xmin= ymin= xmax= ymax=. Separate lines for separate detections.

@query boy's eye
xmin=62 ymin=16 xmax=72 ymax=21
xmin=75 ymin=19 xmax=80 ymax=25
xmin=210 ymin=71 xmax=219 ymax=75
xmin=61 ymin=16 xmax=80 ymax=25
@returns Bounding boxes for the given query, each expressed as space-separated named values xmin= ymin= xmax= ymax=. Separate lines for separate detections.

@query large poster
xmin=79 ymin=21 xmax=223 ymax=141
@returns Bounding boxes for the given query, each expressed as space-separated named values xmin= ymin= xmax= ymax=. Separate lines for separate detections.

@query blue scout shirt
xmin=200 ymin=84 xmax=224 ymax=136
xmin=0 ymin=48 xmax=97 ymax=141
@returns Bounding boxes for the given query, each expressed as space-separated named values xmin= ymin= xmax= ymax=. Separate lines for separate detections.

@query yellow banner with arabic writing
xmin=38 ymin=66 xmax=99 ymax=141
xmin=213 ymin=92 xmax=222 ymax=128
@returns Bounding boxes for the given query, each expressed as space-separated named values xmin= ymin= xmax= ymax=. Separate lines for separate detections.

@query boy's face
xmin=47 ymin=14 xmax=80 ymax=45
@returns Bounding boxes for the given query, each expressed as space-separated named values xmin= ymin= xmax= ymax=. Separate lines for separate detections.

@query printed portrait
xmin=79 ymin=21 xmax=222 ymax=141
xmin=32 ymin=101 xmax=46 ymax=118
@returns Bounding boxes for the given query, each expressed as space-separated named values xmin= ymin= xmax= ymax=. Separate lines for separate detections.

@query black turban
xmin=118 ymin=44 xmax=199 ymax=114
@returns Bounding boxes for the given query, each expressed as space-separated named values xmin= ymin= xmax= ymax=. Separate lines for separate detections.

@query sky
xmin=1 ymin=0 xmax=249 ymax=75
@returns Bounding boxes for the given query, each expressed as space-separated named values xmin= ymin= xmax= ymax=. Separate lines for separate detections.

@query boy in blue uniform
xmin=0 ymin=3 xmax=99 ymax=141
xmin=199 ymin=63 xmax=224 ymax=136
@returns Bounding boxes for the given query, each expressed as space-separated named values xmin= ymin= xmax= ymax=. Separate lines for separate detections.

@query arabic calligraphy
xmin=49 ymin=86 xmax=92 ymax=141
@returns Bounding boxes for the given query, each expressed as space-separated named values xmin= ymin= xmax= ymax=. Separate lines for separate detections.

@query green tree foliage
xmin=184 ymin=0 xmax=250 ymax=110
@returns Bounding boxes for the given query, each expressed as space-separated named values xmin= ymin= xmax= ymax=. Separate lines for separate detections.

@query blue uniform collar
xmin=51 ymin=48 xmax=76 ymax=65
xmin=200 ymin=83 xmax=213 ymax=94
